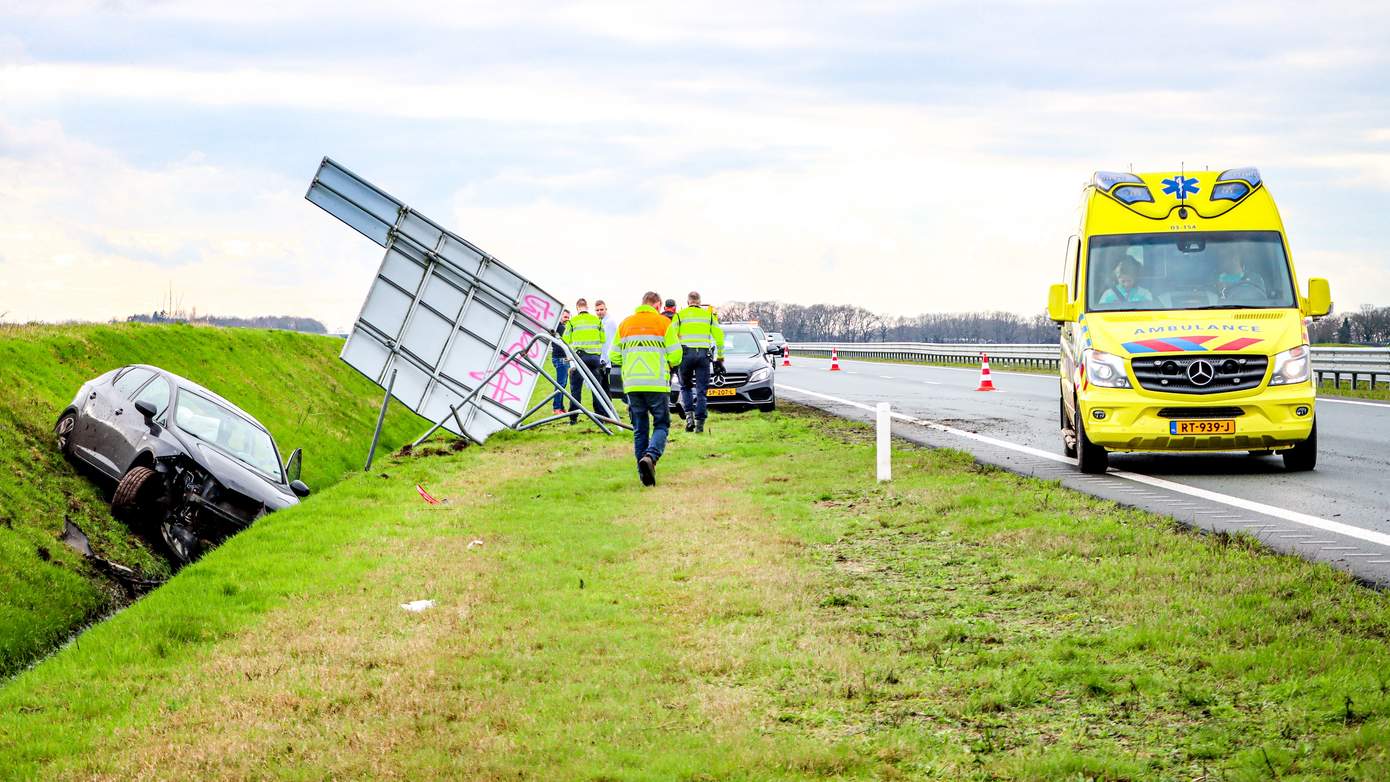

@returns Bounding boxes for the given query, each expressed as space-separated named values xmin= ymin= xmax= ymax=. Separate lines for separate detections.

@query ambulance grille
xmin=1157 ymin=406 xmax=1245 ymax=418
xmin=1130 ymin=354 xmax=1268 ymax=395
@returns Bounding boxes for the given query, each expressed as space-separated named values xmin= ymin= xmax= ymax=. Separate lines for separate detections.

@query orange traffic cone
xmin=975 ymin=353 xmax=996 ymax=391
xmin=782 ymin=347 xmax=791 ymax=367
xmin=829 ymin=348 xmax=841 ymax=371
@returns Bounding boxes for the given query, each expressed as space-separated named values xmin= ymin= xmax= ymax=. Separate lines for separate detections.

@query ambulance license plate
xmin=1170 ymin=419 xmax=1235 ymax=435
xmin=707 ymin=388 xmax=737 ymax=397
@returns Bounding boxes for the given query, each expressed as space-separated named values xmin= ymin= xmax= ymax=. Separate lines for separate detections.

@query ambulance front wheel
xmin=1075 ymin=409 xmax=1108 ymax=474
xmin=1282 ymin=421 xmax=1317 ymax=472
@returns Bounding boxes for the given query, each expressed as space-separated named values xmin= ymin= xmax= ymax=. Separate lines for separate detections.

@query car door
xmin=109 ymin=374 xmax=172 ymax=474
xmin=80 ymin=367 xmax=154 ymax=478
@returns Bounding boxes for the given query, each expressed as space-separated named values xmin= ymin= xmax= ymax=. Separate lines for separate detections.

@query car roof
xmin=124 ymin=364 xmax=268 ymax=431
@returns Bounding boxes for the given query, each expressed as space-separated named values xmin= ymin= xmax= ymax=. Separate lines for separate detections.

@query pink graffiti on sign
xmin=520 ymin=294 xmax=555 ymax=324
xmin=469 ymin=330 xmax=544 ymax=406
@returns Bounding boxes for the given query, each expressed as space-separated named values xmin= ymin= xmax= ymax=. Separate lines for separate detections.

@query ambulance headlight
xmin=1084 ymin=349 xmax=1131 ymax=389
xmin=1269 ymin=345 xmax=1310 ymax=386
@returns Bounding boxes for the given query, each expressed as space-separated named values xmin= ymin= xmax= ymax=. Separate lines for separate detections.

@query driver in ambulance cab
xmin=1098 ymin=256 xmax=1154 ymax=305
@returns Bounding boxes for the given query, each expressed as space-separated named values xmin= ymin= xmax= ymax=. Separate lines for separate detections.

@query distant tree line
xmin=1308 ymin=305 xmax=1390 ymax=345
xmin=717 ymin=301 xmax=1056 ymax=344
xmin=125 ymin=312 xmax=328 ymax=334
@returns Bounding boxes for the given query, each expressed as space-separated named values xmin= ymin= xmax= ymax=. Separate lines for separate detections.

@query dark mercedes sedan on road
xmin=606 ymin=322 xmax=779 ymax=412
xmin=56 ymin=365 xmax=309 ymax=563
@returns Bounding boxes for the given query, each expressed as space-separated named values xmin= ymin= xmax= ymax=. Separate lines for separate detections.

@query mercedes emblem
xmin=1186 ymin=359 xmax=1215 ymax=386
xmin=711 ymin=374 xmax=726 ymax=387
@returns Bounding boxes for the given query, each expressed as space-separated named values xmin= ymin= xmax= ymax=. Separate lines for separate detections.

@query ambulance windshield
xmin=1087 ymin=231 xmax=1296 ymax=312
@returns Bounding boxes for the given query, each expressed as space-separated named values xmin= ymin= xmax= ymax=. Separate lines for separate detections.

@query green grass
xmin=3 ymin=403 xmax=1390 ymax=779
xmin=0 ymin=323 xmax=425 ymax=678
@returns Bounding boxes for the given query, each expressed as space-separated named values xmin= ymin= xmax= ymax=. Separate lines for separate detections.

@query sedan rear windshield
xmin=174 ymin=391 xmax=283 ymax=480
xmin=1087 ymin=231 xmax=1296 ymax=312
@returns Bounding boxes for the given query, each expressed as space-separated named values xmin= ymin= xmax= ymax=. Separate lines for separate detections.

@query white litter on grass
xmin=467 ymin=539 xmax=484 ymax=549
xmin=400 ymin=599 xmax=435 ymax=613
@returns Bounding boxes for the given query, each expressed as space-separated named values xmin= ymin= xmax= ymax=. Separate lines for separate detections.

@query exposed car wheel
xmin=1283 ymin=421 xmax=1317 ymax=472
xmin=759 ymin=401 xmax=776 ymax=413
xmin=112 ymin=465 xmax=158 ymax=513
xmin=1075 ymin=410 xmax=1108 ymax=474
xmin=55 ymin=412 xmax=78 ymax=459
xmin=1060 ymin=397 xmax=1077 ymax=458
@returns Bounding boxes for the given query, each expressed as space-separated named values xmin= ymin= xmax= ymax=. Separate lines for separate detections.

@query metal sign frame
xmin=304 ymin=157 xmax=627 ymax=456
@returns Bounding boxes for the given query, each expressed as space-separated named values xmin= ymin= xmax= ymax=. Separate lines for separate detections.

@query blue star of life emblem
xmin=1161 ymin=175 xmax=1199 ymax=198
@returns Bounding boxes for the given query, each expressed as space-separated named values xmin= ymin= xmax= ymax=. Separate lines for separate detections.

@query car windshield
xmin=1087 ymin=231 xmax=1296 ymax=312
xmin=174 ymin=391 xmax=283 ymax=480
xmin=723 ymin=331 xmax=762 ymax=356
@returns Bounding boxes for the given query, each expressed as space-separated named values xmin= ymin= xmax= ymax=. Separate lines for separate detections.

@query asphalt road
xmin=775 ymin=356 xmax=1390 ymax=586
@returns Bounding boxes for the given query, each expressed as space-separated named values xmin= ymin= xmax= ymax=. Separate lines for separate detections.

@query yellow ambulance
xmin=1048 ymin=168 xmax=1332 ymax=473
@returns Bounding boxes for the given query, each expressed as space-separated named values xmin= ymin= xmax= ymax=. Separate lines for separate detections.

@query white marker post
xmin=876 ymin=402 xmax=892 ymax=482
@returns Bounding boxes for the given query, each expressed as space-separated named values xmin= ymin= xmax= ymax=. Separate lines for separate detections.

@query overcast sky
xmin=2 ymin=1 xmax=1388 ymax=331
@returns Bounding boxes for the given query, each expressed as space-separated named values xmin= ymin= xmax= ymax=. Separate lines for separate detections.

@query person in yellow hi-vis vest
xmin=671 ymin=291 xmax=725 ymax=434
xmin=563 ymin=298 xmax=605 ymax=425
xmin=609 ymin=292 xmax=681 ymax=486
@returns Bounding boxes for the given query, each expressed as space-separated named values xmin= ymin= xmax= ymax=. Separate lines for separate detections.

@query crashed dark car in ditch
xmin=55 ymin=364 xmax=309 ymax=563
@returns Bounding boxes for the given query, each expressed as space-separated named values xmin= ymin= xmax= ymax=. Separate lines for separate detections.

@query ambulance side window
xmin=1064 ymin=235 xmax=1080 ymax=300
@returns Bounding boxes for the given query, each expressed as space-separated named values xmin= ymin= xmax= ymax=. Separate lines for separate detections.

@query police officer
xmin=563 ymin=298 xmax=605 ymax=425
xmin=672 ymin=291 xmax=725 ymax=434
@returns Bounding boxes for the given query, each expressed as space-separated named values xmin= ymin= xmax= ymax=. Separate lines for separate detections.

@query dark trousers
xmin=678 ymin=348 xmax=712 ymax=420
xmin=627 ymin=391 xmax=670 ymax=463
xmin=569 ymin=352 xmax=603 ymax=422
xmin=550 ymin=356 xmax=569 ymax=411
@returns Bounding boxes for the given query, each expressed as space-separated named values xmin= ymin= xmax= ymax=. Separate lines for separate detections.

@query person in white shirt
xmin=595 ymin=299 xmax=619 ymax=370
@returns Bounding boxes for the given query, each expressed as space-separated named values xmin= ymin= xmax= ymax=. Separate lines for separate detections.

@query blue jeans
xmin=627 ymin=391 xmax=670 ymax=463
xmin=679 ymin=348 xmax=712 ymax=420
xmin=550 ymin=356 xmax=569 ymax=410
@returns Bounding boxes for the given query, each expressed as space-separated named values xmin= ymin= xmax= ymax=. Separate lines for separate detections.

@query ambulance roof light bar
xmin=1093 ymin=171 xmax=1153 ymax=204
xmin=1212 ymin=167 xmax=1262 ymax=202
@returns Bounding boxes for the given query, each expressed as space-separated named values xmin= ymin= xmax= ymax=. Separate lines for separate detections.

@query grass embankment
xmin=3 ymin=406 xmax=1390 ymax=779
xmin=0 ymin=323 xmax=423 ymax=678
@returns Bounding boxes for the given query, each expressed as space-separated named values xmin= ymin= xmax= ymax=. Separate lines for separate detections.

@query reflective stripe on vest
xmin=566 ymin=313 xmax=604 ymax=352
xmin=675 ymin=307 xmax=715 ymax=348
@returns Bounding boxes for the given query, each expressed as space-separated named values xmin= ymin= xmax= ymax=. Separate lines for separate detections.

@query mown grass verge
xmin=2 ymin=403 xmax=1389 ymax=779
xmin=0 ymin=323 xmax=423 ymax=678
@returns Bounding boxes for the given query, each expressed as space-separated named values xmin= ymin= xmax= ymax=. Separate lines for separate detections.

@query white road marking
xmin=1321 ymin=397 xmax=1390 ymax=409
xmin=779 ymin=382 xmax=1390 ymax=550
xmin=880 ymin=375 xmax=895 ymax=379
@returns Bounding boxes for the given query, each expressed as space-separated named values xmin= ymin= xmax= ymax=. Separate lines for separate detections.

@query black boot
xmin=695 ymin=417 xmax=705 ymax=434
xmin=684 ymin=411 xmax=695 ymax=432
xmin=638 ymin=455 xmax=656 ymax=486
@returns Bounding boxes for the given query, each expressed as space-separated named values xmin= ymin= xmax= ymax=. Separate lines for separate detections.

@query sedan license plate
xmin=707 ymin=388 xmax=737 ymax=397
xmin=1170 ymin=419 xmax=1235 ymax=435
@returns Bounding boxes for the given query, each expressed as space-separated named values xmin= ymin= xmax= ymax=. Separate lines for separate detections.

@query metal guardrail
xmin=787 ymin=342 xmax=1390 ymax=390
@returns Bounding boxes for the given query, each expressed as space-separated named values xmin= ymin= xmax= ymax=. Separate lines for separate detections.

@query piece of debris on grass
xmin=400 ymin=599 xmax=435 ymax=613
xmin=449 ymin=438 xmax=468 ymax=452
xmin=416 ymin=485 xmax=444 ymax=505
xmin=467 ymin=539 xmax=484 ymax=549
xmin=395 ymin=443 xmax=414 ymax=458
xmin=59 ymin=517 xmax=165 ymax=595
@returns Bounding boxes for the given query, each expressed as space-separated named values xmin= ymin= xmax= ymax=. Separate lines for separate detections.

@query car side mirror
xmin=290 ymin=480 xmax=311 ymax=498
xmin=1305 ymin=277 xmax=1332 ymax=318
xmin=284 ymin=447 xmax=303 ymax=484
xmin=1047 ymin=283 xmax=1075 ymax=322
xmin=134 ymin=400 xmax=158 ymax=424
